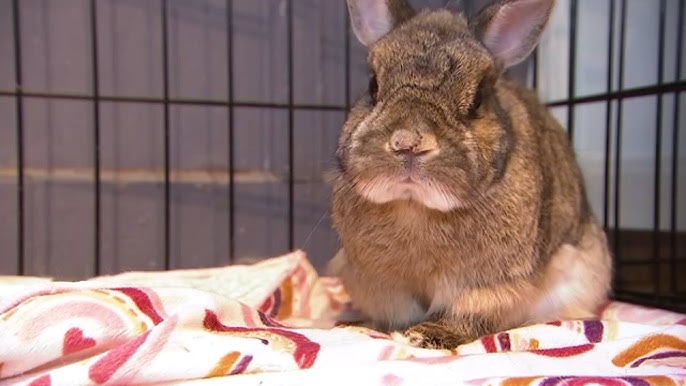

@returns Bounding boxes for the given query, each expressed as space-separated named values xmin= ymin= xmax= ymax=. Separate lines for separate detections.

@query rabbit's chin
xmin=356 ymin=176 xmax=462 ymax=212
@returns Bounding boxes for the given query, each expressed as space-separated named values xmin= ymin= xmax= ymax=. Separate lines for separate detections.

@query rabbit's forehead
xmin=371 ymin=40 xmax=490 ymax=75
xmin=369 ymin=12 xmax=493 ymax=88
xmin=370 ymin=39 xmax=492 ymax=103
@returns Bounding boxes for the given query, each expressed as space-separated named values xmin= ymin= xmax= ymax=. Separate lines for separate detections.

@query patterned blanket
xmin=0 ymin=250 xmax=684 ymax=385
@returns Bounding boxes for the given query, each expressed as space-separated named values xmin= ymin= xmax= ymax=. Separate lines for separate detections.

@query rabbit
xmin=329 ymin=0 xmax=613 ymax=349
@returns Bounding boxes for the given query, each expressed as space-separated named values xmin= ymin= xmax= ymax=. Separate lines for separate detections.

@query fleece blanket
xmin=0 ymin=250 xmax=684 ymax=386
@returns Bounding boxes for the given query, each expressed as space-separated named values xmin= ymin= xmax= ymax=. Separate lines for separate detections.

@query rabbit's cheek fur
xmin=347 ymin=139 xmax=471 ymax=212
xmin=355 ymin=176 xmax=463 ymax=212
xmin=343 ymin=100 xmax=497 ymax=211
xmin=464 ymin=104 xmax=516 ymax=192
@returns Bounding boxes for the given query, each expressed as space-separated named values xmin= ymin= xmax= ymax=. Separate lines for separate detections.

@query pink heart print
xmin=62 ymin=327 xmax=97 ymax=356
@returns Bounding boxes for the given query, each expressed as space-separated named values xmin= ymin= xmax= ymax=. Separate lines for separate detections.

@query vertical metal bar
xmin=226 ymin=0 xmax=235 ymax=263
xmin=532 ymin=48 xmax=538 ymax=90
xmin=652 ymin=0 xmax=667 ymax=297
xmin=670 ymin=0 xmax=684 ymax=294
xmin=603 ymin=0 xmax=615 ymax=230
xmin=161 ymin=0 xmax=171 ymax=269
xmin=344 ymin=4 xmax=351 ymax=112
xmin=613 ymin=0 xmax=628 ymax=274
xmin=11 ymin=0 xmax=25 ymax=275
xmin=566 ymin=0 xmax=578 ymax=141
xmin=287 ymin=0 xmax=295 ymax=251
xmin=90 ymin=0 xmax=102 ymax=275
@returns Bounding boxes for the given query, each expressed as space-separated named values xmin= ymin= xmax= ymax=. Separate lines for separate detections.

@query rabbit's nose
xmin=389 ymin=129 xmax=437 ymax=157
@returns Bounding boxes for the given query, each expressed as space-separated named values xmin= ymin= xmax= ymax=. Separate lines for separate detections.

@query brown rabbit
xmin=329 ymin=0 xmax=613 ymax=349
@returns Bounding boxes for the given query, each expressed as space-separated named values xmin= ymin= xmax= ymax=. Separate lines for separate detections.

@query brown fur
xmin=330 ymin=0 xmax=612 ymax=348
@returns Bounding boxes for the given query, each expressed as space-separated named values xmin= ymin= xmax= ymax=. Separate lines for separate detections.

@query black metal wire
xmin=11 ymin=0 xmax=24 ymax=275
xmin=344 ymin=4 xmax=351 ymax=112
xmin=161 ymin=0 xmax=171 ymax=270
xmin=619 ymin=258 xmax=683 ymax=265
xmin=226 ymin=0 xmax=235 ymax=263
xmin=669 ymin=0 xmax=685 ymax=294
xmin=613 ymin=0 xmax=627 ymax=275
xmin=546 ymin=80 xmax=686 ymax=107
xmin=532 ymin=48 xmax=538 ymax=90
xmin=566 ymin=0 xmax=577 ymax=140
xmin=602 ymin=0 xmax=615 ymax=230
xmin=90 ymin=0 xmax=102 ymax=276
xmin=8 ymin=84 xmax=684 ymax=110
xmin=602 ymin=0 xmax=617 ymax=296
xmin=287 ymin=0 xmax=295 ymax=251
xmin=652 ymin=0 xmax=667 ymax=298
xmin=0 ymin=90 xmax=348 ymax=111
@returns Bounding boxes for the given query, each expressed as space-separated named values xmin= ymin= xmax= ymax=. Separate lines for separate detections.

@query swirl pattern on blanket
xmin=0 ymin=251 xmax=684 ymax=386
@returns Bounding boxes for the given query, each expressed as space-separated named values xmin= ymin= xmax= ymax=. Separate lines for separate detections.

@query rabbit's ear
xmin=473 ymin=0 xmax=554 ymax=68
xmin=346 ymin=0 xmax=415 ymax=46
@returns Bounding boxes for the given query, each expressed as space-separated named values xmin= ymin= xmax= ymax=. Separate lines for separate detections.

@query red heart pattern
xmin=63 ymin=327 xmax=96 ymax=356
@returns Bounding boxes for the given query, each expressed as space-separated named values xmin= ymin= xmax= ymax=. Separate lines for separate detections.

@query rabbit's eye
xmin=368 ymin=74 xmax=379 ymax=105
xmin=469 ymin=89 xmax=483 ymax=117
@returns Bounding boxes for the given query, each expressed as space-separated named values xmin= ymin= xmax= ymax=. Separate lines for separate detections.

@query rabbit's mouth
xmin=355 ymin=175 xmax=462 ymax=212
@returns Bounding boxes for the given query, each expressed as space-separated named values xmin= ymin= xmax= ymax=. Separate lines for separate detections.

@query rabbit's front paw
xmin=402 ymin=321 xmax=473 ymax=350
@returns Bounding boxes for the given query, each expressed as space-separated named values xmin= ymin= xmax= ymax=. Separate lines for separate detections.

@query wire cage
xmin=0 ymin=0 xmax=684 ymax=313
